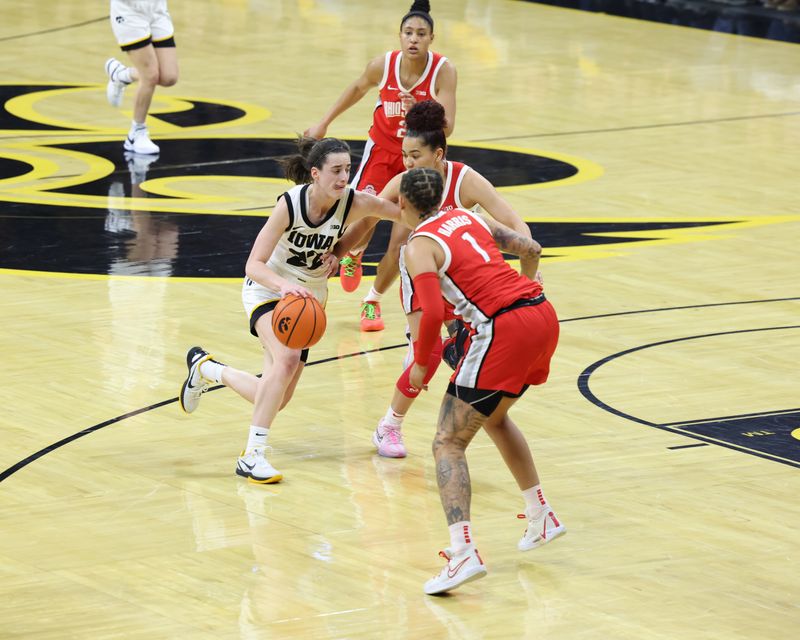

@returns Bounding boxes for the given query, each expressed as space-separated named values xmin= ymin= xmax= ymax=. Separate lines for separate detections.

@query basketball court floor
xmin=1 ymin=1 xmax=798 ymax=637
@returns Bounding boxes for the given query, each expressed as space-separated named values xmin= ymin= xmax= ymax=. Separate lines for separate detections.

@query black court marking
xmin=0 ymin=85 xmax=86 ymax=130
xmin=41 ymin=138 xmax=576 ymax=195
xmin=0 ymin=156 xmax=33 ymax=180
xmin=153 ymin=101 xmax=248 ymax=128
xmin=472 ymin=110 xmax=800 ymax=143
xmin=0 ymin=16 xmax=108 ymax=43
xmin=1 ymin=296 xmax=797 ymax=483
xmin=560 ymin=296 xmax=800 ymax=323
xmin=667 ymin=443 xmax=709 ymax=450
xmin=578 ymin=325 xmax=800 ymax=468
xmin=0 ymin=342 xmax=407 ymax=483
xmin=0 ymin=204 xmax=731 ymax=277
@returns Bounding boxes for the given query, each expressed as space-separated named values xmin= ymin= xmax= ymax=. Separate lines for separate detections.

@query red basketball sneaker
xmin=339 ymin=252 xmax=363 ymax=292
xmin=360 ymin=301 xmax=384 ymax=332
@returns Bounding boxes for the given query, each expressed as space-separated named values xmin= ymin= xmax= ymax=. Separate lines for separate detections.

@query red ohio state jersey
xmin=410 ymin=208 xmax=541 ymax=326
xmin=440 ymin=161 xmax=470 ymax=212
xmin=368 ymin=50 xmax=448 ymax=150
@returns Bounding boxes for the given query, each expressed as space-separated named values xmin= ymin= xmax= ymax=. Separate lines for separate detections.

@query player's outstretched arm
xmin=464 ymin=170 xmax=530 ymax=238
xmin=304 ymin=56 xmax=385 ymax=139
xmin=331 ymin=191 xmax=401 ymax=259
xmin=480 ymin=214 xmax=542 ymax=280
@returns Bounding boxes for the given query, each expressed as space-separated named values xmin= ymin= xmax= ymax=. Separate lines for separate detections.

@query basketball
xmin=271 ymin=294 xmax=327 ymax=349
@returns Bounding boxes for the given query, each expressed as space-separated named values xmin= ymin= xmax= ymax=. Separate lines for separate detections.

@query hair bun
xmin=405 ymin=100 xmax=446 ymax=133
xmin=409 ymin=0 xmax=431 ymax=13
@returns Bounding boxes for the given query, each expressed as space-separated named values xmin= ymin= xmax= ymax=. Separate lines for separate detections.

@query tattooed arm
xmin=480 ymin=214 xmax=542 ymax=280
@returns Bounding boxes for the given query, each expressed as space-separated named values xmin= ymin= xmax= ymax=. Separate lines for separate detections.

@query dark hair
xmin=404 ymin=100 xmax=447 ymax=156
xmin=400 ymin=0 xmax=434 ymax=32
xmin=400 ymin=167 xmax=443 ymax=218
xmin=281 ymin=136 xmax=350 ymax=184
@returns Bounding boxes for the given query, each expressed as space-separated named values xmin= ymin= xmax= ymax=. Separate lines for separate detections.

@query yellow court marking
xmin=0 ymin=135 xmax=603 ymax=214
xmin=538 ymin=216 xmax=800 ymax=263
xmin=0 ymin=142 xmax=116 ymax=192
xmin=0 ymin=150 xmax=61 ymax=187
xmin=140 ymin=175 xmax=288 ymax=201
xmin=454 ymin=139 xmax=605 ymax=192
xmin=0 ymin=84 xmax=271 ymax=135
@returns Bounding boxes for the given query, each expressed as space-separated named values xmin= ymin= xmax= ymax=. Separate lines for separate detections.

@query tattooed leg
xmin=433 ymin=393 xmax=486 ymax=525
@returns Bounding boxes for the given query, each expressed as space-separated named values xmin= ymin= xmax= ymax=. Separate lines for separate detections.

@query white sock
xmin=363 ymin=286 xmax=383 ymax=303
xmin=116 ymin=66 xmax=133 ymax=84
xmin=129 ymin=120 xmax=146 ymax=136
xmin=448 ymin=521 xmax=473 ymax=555
xmin=522 ymin=484 xmax=548 ymax=516
xmin=382 ymin=407 xmax=404 ymax=428
xmin=246 ymin=425 xmax=269 ymax=452
xmin=199 ymin=359 xmax=225 ymax=384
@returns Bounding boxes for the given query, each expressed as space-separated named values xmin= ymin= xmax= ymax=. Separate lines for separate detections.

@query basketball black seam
xmin=273 ymin=297 xmax=302 ymax=347
xmin=287 ymin=297 xmax=305 ymax=349
xmin=306 ymin=299 xmax=317 ymax=349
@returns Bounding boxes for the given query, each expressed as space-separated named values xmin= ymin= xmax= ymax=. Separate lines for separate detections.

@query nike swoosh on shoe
xmin=447 ymin=558 xmax=470 ymax=579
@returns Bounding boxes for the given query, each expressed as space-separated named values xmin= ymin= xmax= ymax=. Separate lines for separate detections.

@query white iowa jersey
xmin=265 ymin=183 xmax=354 ymax=288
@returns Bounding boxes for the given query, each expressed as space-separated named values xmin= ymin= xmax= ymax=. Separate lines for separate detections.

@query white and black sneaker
xmin=236 ymin=448 xmax=282 ymax=484
xmin=124 ymin=126 xmax=160 ymax=155
xmin=104 ymin=57 xmax=130 ymax=108
xmin=124 ymin=151 xmax=158 ymax=185
xmin=179 ymin=346 xmax=215 ymax=414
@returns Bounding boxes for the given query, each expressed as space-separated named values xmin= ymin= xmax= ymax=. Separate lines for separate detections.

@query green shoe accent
xmin=340 ymin=255 xmax=359 ymax=278
xmin=361 ymin=301 xmax=378 ymax=320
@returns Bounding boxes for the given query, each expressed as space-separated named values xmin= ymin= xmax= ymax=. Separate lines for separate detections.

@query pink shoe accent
xmin=372 ymin=421 xmax=406 ymax=458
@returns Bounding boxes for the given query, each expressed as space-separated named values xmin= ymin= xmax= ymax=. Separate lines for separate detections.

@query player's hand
xmin=303 ymin=123 xmax=327 ymax=139
xmin=280 ymin=282 xmax=313 ymax=298
xmin=399 ymin=92 xmax=416 ymax=113
xmin=409 ymin=363 xmax=428 ymax=391
xmin=321 ymin=252 xmax=339 ymax=278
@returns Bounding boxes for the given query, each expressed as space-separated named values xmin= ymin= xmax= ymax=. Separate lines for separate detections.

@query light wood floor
xmin=1 ymin=1 xmax=799 ymax=638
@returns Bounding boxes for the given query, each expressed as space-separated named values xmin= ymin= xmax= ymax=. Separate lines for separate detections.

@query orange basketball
xmin=271 ymin=293 xmax=327 ymax=349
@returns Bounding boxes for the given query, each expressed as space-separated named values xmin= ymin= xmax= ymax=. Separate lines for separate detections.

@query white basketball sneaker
xmin=105 ymin=181 xmax=133 ymax=234
xmin=104 ymin=57 xmax=129 ymax=108
xmin=124 ymin=151 xmax=158 ymax=185
xmin=236 ymin=448 xmax=282 ymax=484
xmin=179 ymin=346 xmax=215 ymax=414
xmin=518 ymin=505 xmax=566 ymax=551
xmin=424 ymin=547 xmax=487 ymax=595
xmin=124 ymin=126 xmax=160 ymax=155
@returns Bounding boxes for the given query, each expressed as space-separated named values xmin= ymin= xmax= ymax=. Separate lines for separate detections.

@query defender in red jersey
xmin=397 ymin=168 xmax=566 ymax=595
xmin=332 ymin=101 xmax=534 ymax=459
xmin=338 ymin=101 xmax=530 ymax=333
xmin=304 ymin=1 xmax=457 ymax=301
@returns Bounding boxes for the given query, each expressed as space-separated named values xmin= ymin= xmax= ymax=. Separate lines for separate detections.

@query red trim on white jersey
xmin=440 ymin=161 xmax=471 ymax=212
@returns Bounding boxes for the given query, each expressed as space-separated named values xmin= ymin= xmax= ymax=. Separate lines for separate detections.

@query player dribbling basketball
xmin=178 ymin=137 xmax=400 ymax=483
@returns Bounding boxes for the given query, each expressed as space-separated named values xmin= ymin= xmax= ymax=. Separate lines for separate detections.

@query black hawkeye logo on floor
xmin=0 ymin=83 xmax=743 ymax=278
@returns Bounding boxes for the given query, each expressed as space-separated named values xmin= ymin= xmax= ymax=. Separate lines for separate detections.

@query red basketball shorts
xmin=453 ymin=300 xmax=559 ymax=394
